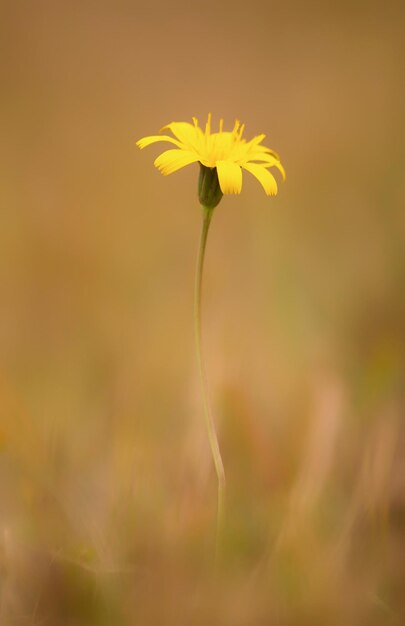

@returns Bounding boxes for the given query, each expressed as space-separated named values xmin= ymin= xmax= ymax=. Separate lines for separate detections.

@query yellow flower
xmin=136 ymin=114 xmax=285 ymax=199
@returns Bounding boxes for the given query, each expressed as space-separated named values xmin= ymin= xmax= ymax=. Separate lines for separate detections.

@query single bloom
xmin=136 ymin=114 xmax=286 ymax=199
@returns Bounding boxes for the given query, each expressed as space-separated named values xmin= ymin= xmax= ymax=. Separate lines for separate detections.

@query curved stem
xmin=194 ymin=206 xmax=226 ymax=555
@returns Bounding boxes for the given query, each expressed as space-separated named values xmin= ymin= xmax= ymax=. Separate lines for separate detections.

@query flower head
xmin=137 ymin=114 xmax=285 ymax=203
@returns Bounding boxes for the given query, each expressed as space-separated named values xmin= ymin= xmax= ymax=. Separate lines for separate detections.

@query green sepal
xmin=198 ymin=164 xmax=223 ymax=211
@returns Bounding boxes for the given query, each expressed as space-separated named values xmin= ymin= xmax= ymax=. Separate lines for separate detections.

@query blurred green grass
xmin=1 ymin=0 xmax=405 ymax=624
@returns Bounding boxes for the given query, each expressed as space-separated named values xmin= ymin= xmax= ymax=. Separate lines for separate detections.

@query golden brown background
xmin=1 ymin=1 xmax=404 ymax=624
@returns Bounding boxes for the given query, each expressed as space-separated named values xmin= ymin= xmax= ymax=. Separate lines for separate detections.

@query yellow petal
xmin=216 ymin=160 xmax=242 ymax=194
xmin=242 ymin=163 xmax=278 ymax=195
xmin=251 ymin=144 xmax=281 ymax=160
xmin=247 ymin=153 xmax=286 ymax=180
xmin=205 ymin=113 xmax=212 ymax=136
xmin=264 ymin=160 xmax=286 ymax=181
xmin=247 ymin=152 xmax=279 ymax=164
xmin=246 ymin=133 xmax=266 ymax=147
xmin=154 ymin=149 xmax=200 ymax=176
xmin=136 ymin=134 xmax=182 ymax=149
xmin=161 ymin=122 xmax=201 ymax=148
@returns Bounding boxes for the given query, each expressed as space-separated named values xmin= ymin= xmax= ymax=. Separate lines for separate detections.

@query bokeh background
xmin=1 ymin=0 xmax=404 ymax=624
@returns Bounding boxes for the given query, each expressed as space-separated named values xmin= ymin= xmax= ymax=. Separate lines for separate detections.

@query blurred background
xmin=1 ymin=0 xmax=404 ymax=623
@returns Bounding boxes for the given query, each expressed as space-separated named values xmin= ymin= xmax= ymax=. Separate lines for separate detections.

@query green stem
xmin=194 ymin=206 xmax=226 ymax=556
